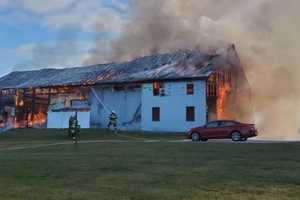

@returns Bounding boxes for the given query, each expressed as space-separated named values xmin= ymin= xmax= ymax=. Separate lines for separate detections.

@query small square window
xmin=187 ymin=83 xmax=194 ymax=95
xmin=186 ymin=106 xmax=195 ymax=122
xmin=153 ymin=82 xmax=162 ymax=96
xmin=152 ymin=107 xmax=160 ymax=121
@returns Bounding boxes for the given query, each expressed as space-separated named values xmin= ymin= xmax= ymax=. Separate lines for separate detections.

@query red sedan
xmin=187 ymin=120 xmax=258 ymax=142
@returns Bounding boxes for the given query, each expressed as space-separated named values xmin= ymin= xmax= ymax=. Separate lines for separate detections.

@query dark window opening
xmin=113 ymin=85 xmax=125 ymax=91
xmin=207 ymin=75 xmax=217 ymax=97
xmin=207 ymin=81 xmax=217 ymax=97
xmin=153 ymin=82 xmax=163 ymax=96
xmin=187 ymin=83 xmax=194 ymax=95
xmin=186 ymin=106 xmax=195 ymax=122
xmin=152 ymin=107 xmax=160 ymax=121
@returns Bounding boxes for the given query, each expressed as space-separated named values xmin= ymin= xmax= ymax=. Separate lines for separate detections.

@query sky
xmin=0 ymin=0 xmax=129 ymax=76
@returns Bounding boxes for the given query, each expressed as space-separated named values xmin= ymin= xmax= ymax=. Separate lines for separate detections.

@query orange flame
xmin=15 ymin=90 xmax=24 ymax=107
xmin=27 ymin=109 xmax=47 ymax=127
xmin=217 ymin=83 xmax=231 ymax=119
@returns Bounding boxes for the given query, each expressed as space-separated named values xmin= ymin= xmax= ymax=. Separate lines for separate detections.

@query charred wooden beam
xmin=30 ymin=88 xmax=36 ymax=126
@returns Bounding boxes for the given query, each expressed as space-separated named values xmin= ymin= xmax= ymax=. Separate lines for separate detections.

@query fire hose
xmin=90 ymin=87 xmax=149 ymax=141
xmin=91 ymin=88 xmax=111 ymax=114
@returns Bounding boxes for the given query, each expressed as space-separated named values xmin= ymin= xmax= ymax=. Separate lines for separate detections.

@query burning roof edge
xmin=0 ymin=45 xmax=240 ymax=90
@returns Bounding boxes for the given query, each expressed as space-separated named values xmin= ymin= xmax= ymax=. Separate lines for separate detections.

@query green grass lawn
xmin=0 ymin=129 xmax=184 ymax=142
xmin=0 ymin=129 xmax=299 ymax=200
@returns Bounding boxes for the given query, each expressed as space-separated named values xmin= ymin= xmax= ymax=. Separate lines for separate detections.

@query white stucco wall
xmin=89 ymin=86 xmax=142 ymax=130
xmin=141 ymin=80 xmax=207 ymax=132
xmin=47 ymin=111 xmax=90 ymax=129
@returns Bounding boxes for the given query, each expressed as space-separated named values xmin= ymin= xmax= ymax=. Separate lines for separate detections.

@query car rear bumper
xmin=245 ymin=130 xmax=258 ymax=138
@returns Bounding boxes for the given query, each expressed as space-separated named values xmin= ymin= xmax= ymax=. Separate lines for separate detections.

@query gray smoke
xmin=86 ymin=0 xmax=300 ymax=139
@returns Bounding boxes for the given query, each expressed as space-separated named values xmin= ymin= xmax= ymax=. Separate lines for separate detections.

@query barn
xmin=0 ymin=45 xmax=252 ymax=132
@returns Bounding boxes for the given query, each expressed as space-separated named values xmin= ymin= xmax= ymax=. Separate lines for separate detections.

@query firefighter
xmin=107 ymin=111 xmax=118 ymax=131
xmin=0 ymin=110 xmax=4 ymax=128
xmin=69 ymin=112 xmax=79 ymax=144
xmin=3 ymin=110 xmax=8 ymax=125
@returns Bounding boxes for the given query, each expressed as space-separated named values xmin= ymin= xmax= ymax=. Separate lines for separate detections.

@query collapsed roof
xmin=0 ymin=45 xmax=242 ymax=89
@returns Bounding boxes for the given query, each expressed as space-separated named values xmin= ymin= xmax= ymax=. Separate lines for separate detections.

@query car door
xmin=219 ymin=121 xmax=236 ymax=138
xmin=202 ymin=121 xmax=222 ymax=139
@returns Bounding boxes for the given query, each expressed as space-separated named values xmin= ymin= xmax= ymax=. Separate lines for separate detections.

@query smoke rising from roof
xmin=86 ymin=0 xmax=300 ymax=139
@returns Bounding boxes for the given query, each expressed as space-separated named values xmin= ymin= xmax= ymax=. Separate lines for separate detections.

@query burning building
xmin=0 ymin=45 xmax=252 ymax=132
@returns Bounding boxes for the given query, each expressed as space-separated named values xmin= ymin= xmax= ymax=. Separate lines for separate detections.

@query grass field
xmin=0 ymin=129 xmax=299 ymax=200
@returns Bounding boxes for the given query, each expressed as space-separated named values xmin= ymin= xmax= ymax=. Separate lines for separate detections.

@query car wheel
xmin=191 ymin=132 xmax=200 ymax=142
xmin=231 ymin=132 xmax=242 ymax=142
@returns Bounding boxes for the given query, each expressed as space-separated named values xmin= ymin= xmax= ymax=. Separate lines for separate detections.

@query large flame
xmin=27 ymin=109 xmax=47 ymax=128
xmin=15 ymin=90 xmax=23 ymax=107
xmin=216 ymin=82 xmax=231 ymax=120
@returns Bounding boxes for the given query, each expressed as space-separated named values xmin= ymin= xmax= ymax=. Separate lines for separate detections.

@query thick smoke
xmin=87 ymin=0 xmax=300 ymax=139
